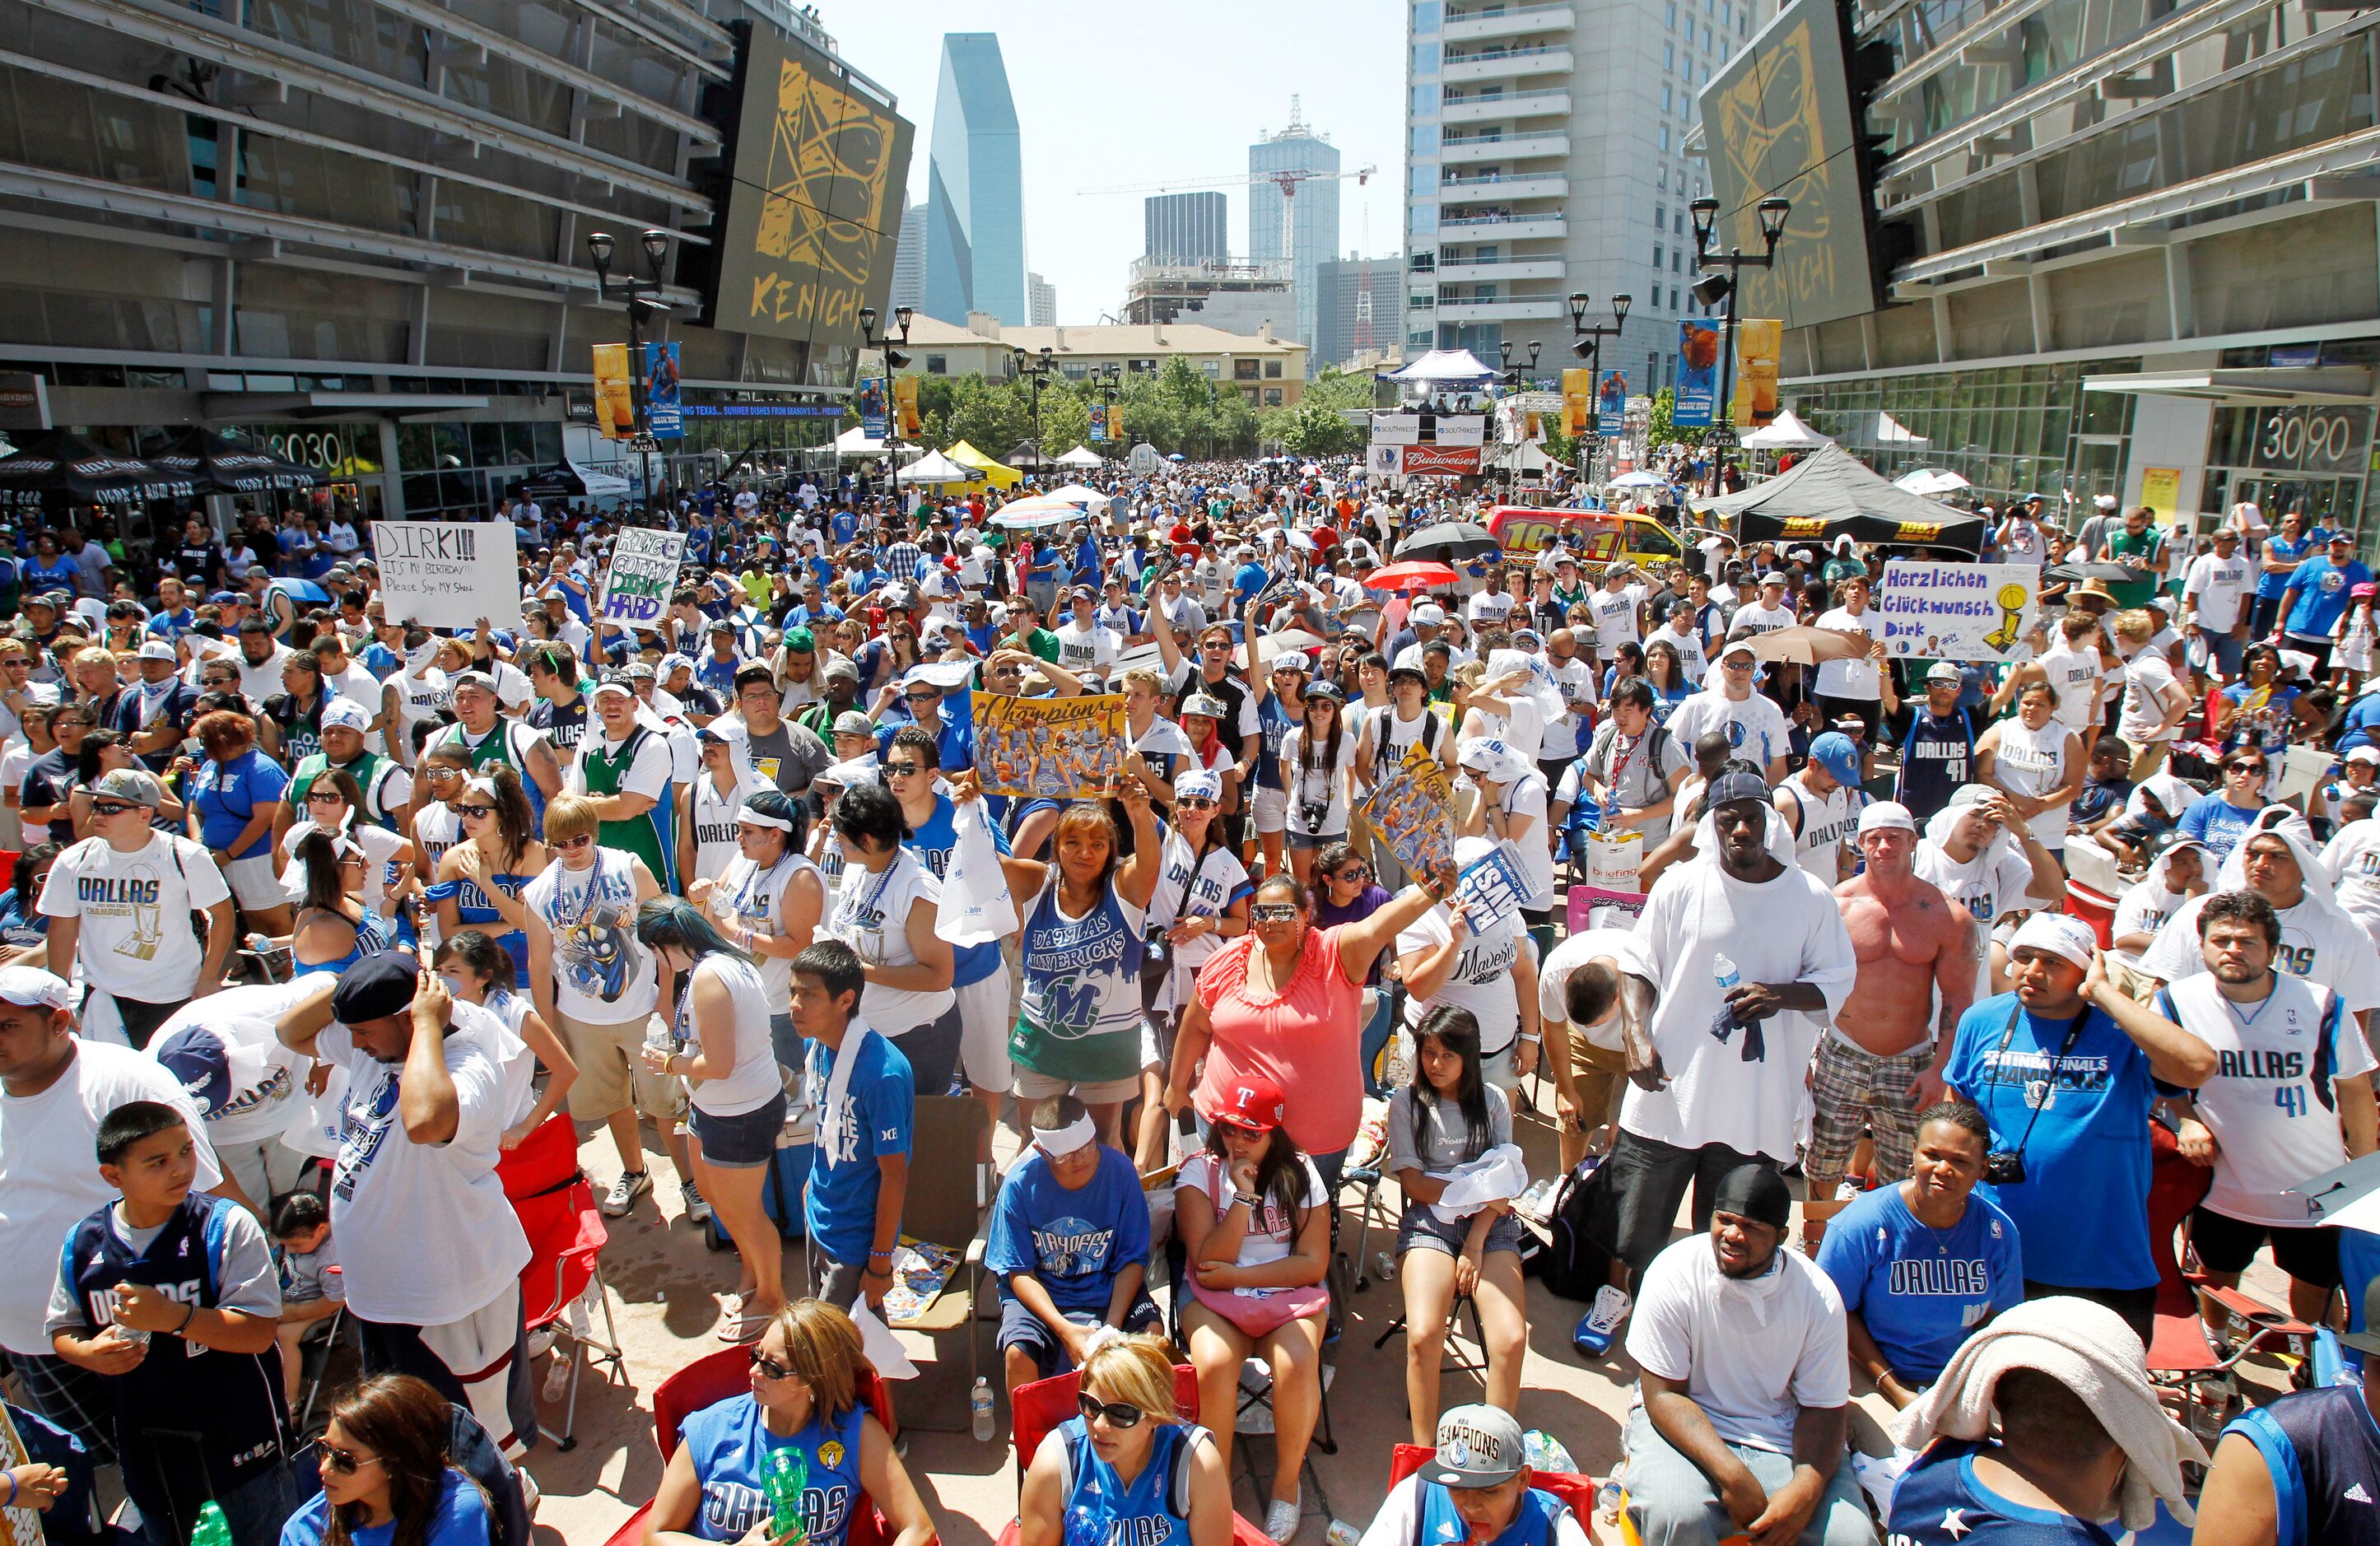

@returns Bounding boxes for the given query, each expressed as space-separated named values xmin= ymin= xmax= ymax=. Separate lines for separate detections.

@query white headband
xmin=463 ymin=776 xmax=499 ymax=802
xmin=738 ymin=808 xmax=794 ymax=832
xmin=1033 ymin=1114 xmax=1098 ymax=1157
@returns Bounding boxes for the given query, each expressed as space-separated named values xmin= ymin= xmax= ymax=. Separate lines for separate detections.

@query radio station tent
xmin=1704 ymin=443 xmax=1988 ymax=553
xmin=945 ymin=440 xmax=1022 ymax=489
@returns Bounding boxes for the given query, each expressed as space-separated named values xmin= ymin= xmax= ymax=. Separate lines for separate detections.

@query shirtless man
xmin=1808 ymin=802 xmax=1977 ymax=1199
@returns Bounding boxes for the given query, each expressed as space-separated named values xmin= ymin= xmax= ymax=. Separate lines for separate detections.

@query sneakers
xmin=1572 ymin=1285 xmax=1633 ymax=1358
xmin=682 ymin=1180 xmax=713 ymax=1227
xmin=1265 ymin=1497 xmax=1302 ymax=1544
xmin=518 ymin=1468 xmax=540 ymax=1520
xmin=600 ymin=1169 xmax=652 ymax=1218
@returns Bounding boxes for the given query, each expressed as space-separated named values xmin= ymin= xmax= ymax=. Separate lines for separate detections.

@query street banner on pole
xmin=1598 ymin=370 xmax=1628 ymax=436
xmin=591 ymin=344 xmax=633 ymax=441
xmin=892 ymin=375 xmax=921 ymax=438
xmin=1357 ymin=739 xmax=1455 ymax=882
xmin=373 ymin=520 xmax=522 ymax=631
xmin=645 ymin=342 xmax=682 ymax=440
xmin=857 ymin=376 xmax=888 ymax=440
xmin=1731 ymin=319 xmax=1781 ymax=429
xmin=1088 ymin=404 xmax=1106 ymax=444
xmin=1674 ymin=320 xmax=1721 ymax=428
xmin=1561 ymin=370 xmax=1591 ymax=437
xmin=1875 ymin=558 xmax=2041 ymax=661
xmin=972 ymin=692 xmax=1128 ymax=797
xmin=598 ymin=526 xmax=687 ymax=630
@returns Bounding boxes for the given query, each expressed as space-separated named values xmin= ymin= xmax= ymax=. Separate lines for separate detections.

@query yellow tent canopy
xmin=944 ymin=440 xmax=1021 ymax=489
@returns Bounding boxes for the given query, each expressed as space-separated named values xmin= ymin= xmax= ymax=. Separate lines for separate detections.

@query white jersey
xmin=1989 ymin=718 xmax=2073 ymax=850
xmin=1590 ymin=588 xmax=1642 ymax=652
xmin=2185 ymin=552 xmax=2254 ymax=633
xmin=687 ymin=774 xmax=757 ymax=888
xmin=1774 ymin=777 xmax=1854 ymax=884
xmin=1666 ymin=689 xmax=1792 ymax=773
xmin=2035 ymin=644 xmax=2104 ymax=732
xmin=2141 ymin=890 xmax=2380 ymax=1016
xmin=1917 ymin=837 xmax=2047 ymax=1006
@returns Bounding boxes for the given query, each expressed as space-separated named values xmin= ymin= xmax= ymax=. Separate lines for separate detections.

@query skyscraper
xmin=1145 ymin=192 xmax=1230 ymax=263
xmin=889 ymin=198 xmax=929 ymax=314
xmin=1027 ymin=272 xmax=1057 ymax=327
xmin=922 ymin=33 xmax=1025 ymax=324
xmin=1314 ymin=254 xmax=1403 ymax=371
xmin=1250 ymin=98 xmax=1339 ymax=374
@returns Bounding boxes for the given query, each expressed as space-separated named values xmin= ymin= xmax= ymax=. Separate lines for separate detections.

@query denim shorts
xmin=690 ymin=1090 xmax=789 ymax=1168
xmin=1396 ymin=1201 xmax=1526 ymax=1259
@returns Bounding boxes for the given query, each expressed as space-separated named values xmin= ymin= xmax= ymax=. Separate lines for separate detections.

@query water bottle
xmin=645 ymin=1017 xmax=674 ymax=1059
xmin=969 ymin=1376 xmax=995 ymax=1442
xmin=189 ymin=1502 xmax=233 ymax=1546
xmin=1711 ymin=953 xmax=1742 ymax=1045
xmin=1373 ymin=1251 xmax=1397 ymax=1283
xmin=763 ymin=1448 xmax=808 ymax=1543
xmin=1065 ymin=1500 xmax=1115 ymax=1546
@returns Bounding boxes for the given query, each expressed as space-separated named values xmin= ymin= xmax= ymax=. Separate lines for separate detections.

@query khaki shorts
xmin=1569 ymin=1034 xmax=1628 ymax=1134
xmin=557 ymin=1010 xmax=688 ymax=1124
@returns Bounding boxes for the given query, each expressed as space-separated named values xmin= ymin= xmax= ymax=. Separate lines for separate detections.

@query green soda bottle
xmin=189 ymin=1501 xmax=234 ymax=1546
xmin=764 ymin=1448 xmax=808 ymax=1543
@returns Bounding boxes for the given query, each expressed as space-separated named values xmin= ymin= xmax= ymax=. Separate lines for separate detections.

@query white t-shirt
xmin=0 ymin=1039 xmax=224 ymax=1353
xmin=236 ymin=644 xmax=295 ymax=705
xmin=688 ymin=775 xmax=759 ymax=889
xmin=707 ymin=850 xmax=816 ymax=1004
xmin=1590 ymin=588 xmax=1641 ymax=652
xmin=1539 ymin=658 xmax=1599 ymax=760
xmin=1493 ymin=772 xmax=1557 ymax=909
xmin=823 ymin=848 xmax=952 ymax=1036
xmin=1053 ymin=623 xmax=1123 ymax=679
xmin=2164 ymin=972 xmax=2377 ymax=1227
xmin=1539 ymin=928 xmax=1642 ymax=1053
xmin=147 ymin=979 xmax=319 ymax=1148
xmin=1624 ymin=1234 xmax=1849 ymax=1454
xmin=1729 ymin=599 xmax=1797 ymax=638
xmin=1282 ymin=724 xmax=1361 ymax=836
xmin=2323 ymin=818 xmax=2380 ymax=946
xmin=1812 ymin=607 xmax=1884 ymax=698
xmin=1619 ymin=859 xmax=1856 ymax=1161
xmin=2112 ymin=877 xmax=2196 ymax=965
xmin=1145 ymin=832 xmax=1251 ymax=1009
xmin=673 ymin=953 xmax=785 ymax=1117
xmin=1467 ymin=590 xmax=1516 ymax=628
xmin=1397 ymin=905 xmax=1527 ymax=1057
xmin=322 ymin=1005 xmax=530 ymax=1326
xmin=1650 ymin=620 xmax=1708 ymax=687
xmin=40 ymin=831 xmax=232 ymax=1001
xmin=1666 ymin=688 xmax=1791 ymax=773
xmin=2117 ymin=652 xmax=2181 ymax=747
xmin=2185 ymin=552 xmax=2254 ymax=633
xmin=523 ymin=849 xmax=660 ymax=1026
xmin=1175 ymin=1149 xmax=1325 ymax=1269
xmin=2141 ymin=891 xmax=2380 ymax=1015
xmin=2036 ymin=645 xmax=2105 ymax=732
xmin=1916 ymin=838 xmax=2048 ymax=1004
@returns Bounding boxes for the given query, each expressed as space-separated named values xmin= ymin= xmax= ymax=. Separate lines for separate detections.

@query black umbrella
xmin=145 ymin=427 xmax=323 ymax=496
xmin=1396 ymin=519 xmax=1500 ymax=561
xmin=2043 ymin=561 xmax=2152 ymax=585
xmin=0 ymin=430 xmax=192 ymax=509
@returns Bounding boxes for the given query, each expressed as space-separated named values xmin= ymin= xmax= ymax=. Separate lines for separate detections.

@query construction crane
xmin=1078 ymin=161 xmax=1378 ymax=282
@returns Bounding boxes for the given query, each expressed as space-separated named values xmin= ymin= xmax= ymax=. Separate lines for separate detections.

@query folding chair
xmin=501 ymin=1111 xmax=626 ymax=1451
xmin=1162 ymin=1232 xmax=1338 ymax=1456
xmin=878 ymin=1093 xmax=994 ymax=1428
xmin=993 ymin=1366 xmax=1277 ymax=1546
xmin=1386 ymin=1443 xmax=1595 ymax=1521
xmin=293 ymin=1304 xmax=354 ymax=1433
xmin=602 ymin=1344 xmax=901 ymax=1546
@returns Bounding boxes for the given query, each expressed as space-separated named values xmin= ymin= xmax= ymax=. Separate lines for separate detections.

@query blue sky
xmin=817 ymin=0 xmax=1407 ymax=324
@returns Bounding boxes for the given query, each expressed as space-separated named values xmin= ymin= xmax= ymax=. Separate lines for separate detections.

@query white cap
xmin=1412 ymin=603 xmax=1446 ymax=625
xmin=2350 ymin=746 xmax=2380 ymax=766
xmin=2010 ymin=913 xmax=2097 ymax=972
xmin=319 ymin=698 xmax=372 ymax=733
xmin=0 ymin=966 xmax=71 ymax=1009
xmin=1856 ymin=800 xmax=1916 ymax=836
xmin=2094 ymin=493 xmax=2119 ymax=510
xmin=134 ymin=640 xmax=176 ymax=663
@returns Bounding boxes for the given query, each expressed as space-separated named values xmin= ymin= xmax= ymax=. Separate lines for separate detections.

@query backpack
xmin=1530 ymin=1156 xmax=1618 ymax=1303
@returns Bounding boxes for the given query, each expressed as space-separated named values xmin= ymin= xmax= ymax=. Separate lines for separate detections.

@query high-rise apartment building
xmin=1251 ymin=101 xmax=1341 ymax=374
xmin=1145 ymin=193 xmax=1231 ymax=264
xmin=1405 ymin=0 xmax=1707 ymax=397
xmin=923 ymin=33 xmax=1026 ymax=325
xmin=1314 ymin=255 xmax=1404 ymax=373
xmin=890 ymin=199 xmax=929 ymax=314
xmin=1028 ymin=272 xmax=1057 ymax=327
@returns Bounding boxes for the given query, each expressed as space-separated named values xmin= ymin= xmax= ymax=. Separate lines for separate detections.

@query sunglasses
xmin=553 ymin=833 xmax=595 ymax=850
xmin=748 ymin=1348 xmax=795 ymax=1382
xmin=1176 ymin=796 xmax=1217 ymax=811
xmin=2227 ymin=763 xmax=2267 ymax=776
xmin=319 ymin=1446 xmax=381 ymax=1477
xmin=1331 ymin=865 xmax=1372 ymax=882
xmin=306 ymin=789 xmax=346 ymax=804
xmin=1076 ymin=1392 xmax=1146 ymax=1430
xmin=1251 ymin=902 xmax=1299 ymax=923
xmin=903 ymin=690 xmax=938 ymax=703
xmin=91 ymin=802 xmax=138 ymax=818
xmin=1212 ymin=1118 xmax=1267 ymax=1141
xmin=455 ymin=803 xmax=495 ymax=819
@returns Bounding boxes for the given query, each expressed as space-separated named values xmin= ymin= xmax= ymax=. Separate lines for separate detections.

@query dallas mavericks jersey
xmin=1050 ymin=1415 xmax=1207 ymax=1546
xmin=1013 ymin=880 xmax=1145 ymax=1085
xmin=1420 ymin=1477 xmax=1567 ymax=1546
xmin=2224 ymin=1377 xmax=2380 ymax=1546
xmin=678 ymin=1393 xmax=865 ymax=1545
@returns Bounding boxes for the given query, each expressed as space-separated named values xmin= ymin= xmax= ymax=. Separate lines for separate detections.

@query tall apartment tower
xmin=1144 ymin=192 xmax=1230 ymax=263
xmin=922 ymin=33 xmax=1026 ymax=324
xmin=889 ymin=198 xmax=929 ymax=314
xmin=1405 ymin=0 xmax=1711 ymax=394
xmin=1249 ymin=98 xmax=1339 ymax=372
xmin=1027 ymin=272 xmax=1057 ymax=326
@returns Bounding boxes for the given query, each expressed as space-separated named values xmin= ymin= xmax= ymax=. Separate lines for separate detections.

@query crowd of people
xmin=0 ymin=463 xmax=2375 ymax=1546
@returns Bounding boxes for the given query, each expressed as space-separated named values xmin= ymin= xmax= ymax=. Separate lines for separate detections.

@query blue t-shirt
xmin=2285 ymin=555 xmax=2373 ymax=640
xmin=1945 ymin=993 xmax=2168 ymax=1291
xmin=0 ymin=887 xmax=48 ymax=949
xmin=144 ymin=608 xmax=197 ymax=642
xmin=985 ymin=1143 xmax=1151 ymax=1315
xmin=676 ymin=1392 xmax=865 ymax=1546
xmin=803 ymin=1031 xmax=915 ymax=1267
xmin=190 ymin=749 xmax=293 ymax=859
xmin=2259 ymin=533 xmax=2313 ymax=598
xmin=2342 ymin=692 xmax=2380 ymax=752
xmin=1885 ymin=1439 xmax=2125 ymax=1545
xmin=1255 ymin=690 xmax=1295 ymax=790
xmin=280 ymin=1469 xmax=491 ymax=1546
xmin=1814 ymin=1183 xmax=2024 ymax=1386
xmin=2177 ymin=792 xmax=2262 ymax=869
xmin=901 ymin=793 xmax=1010 ymax=990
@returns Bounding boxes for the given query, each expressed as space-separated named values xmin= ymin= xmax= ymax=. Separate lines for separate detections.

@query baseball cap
xmin=0 ymin=966 xmax=70 ymax=1009
xmin=696 ymin=719 xmax=747 ymax=746
xmin=1175 ymin=769 xmax=1223 ymax=803
xmin=1195 ymin=1071 xmax=1287 ymax=1132
xmin=831 ymin=710 xmax=875 ymax=738
xmin=782 ymin=626 xmax=816 ymax=653
xmin=2094 ymin=493 xmax=2119 ymax=510
xmin=822 ymin=658 xmax=859 ymax=685
xmin=2010 ymin=912 xmax=2097 ymax=972
xmin=91 ymin=768 xmax=163 ymax=809
xmin=2350 ymin=746 xmax=2380 ymax=766
xmin=1705 ymin=770 xmax=1770 ymax=808
xmin=451 ymin=669 xmax=499 ymax=695
xmin=1716 ymin=636 xmax=1758 ymax=662
xmin=590 ymin=673 xmax=639 ymax=701
xmin=1180 ymin=693 xmax=1228 ymax=719
xmin=1925 ymin=661 xmax=1964 ymax=683
xmin=136 ymin=640 xmax=176 ymax=663
xmin=1388 ymin=663 xmax=1429 ymax=687
xmin=1412 ymin=603 xmax=1447 ymax=625
xmin=622 ymin=659 xmax=657 ymax=681
xmin=207 ymin=590 xmax=241 ymax=606
xmin=1857 ymin=800 xmax=1917 ymax=836
xmin=1808 ymin=731 xmax=1861 ymax=787
xmin=1419 ymin=1406 xmax=1526 ymax=1490
xmin=330 ymin=950 xmax=421 ymax=1024
xmin=319 ymin=698 xmax=372 ymax=733
xmin=1760 ymin=571 xmax=1789 ymax=585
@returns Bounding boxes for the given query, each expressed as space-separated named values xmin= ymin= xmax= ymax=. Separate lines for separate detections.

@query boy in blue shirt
xmin=1816 ymin=1103 xmax=2023 ymax=1405
xmin=987 ymin=1096 xmax=1160 ymax=1399
xmin=795 ymin=940 xmax=915 ymax=1311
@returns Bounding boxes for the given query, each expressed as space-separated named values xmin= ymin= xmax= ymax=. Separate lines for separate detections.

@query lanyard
xmin=1992 ymin=1000 xmax=2090 ymax=1161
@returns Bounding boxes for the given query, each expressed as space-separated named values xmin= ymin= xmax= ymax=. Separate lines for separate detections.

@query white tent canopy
xmin=1740 ymin=409 xmax=1830 ymax=449
xmin=1875 ymin=412 xmax=1929 ymax=445
xmin=1894 ymin=468 xmax=1972 ymax=496
xmin=833 ymin=425 xmax=885 ymax=459
xmin=1054 ymin=445 xmax=1104 ymax=468
xmin=1390 ymin=348 xmax=1497 ymax=382
xmin=1040 ymin=482 xmax=1111 ymax=510
xmin=896 ymin=450 xmax=975 ymax=485
xmin=1486 ymin=440 xmax=1555 ymax=473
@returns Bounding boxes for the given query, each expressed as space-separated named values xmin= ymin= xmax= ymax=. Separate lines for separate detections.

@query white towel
xmin=1429 ymin=1143 xmax=1530 ymax=1222
xmin=1888 ymin=1297 xmax=2205 ymax=1530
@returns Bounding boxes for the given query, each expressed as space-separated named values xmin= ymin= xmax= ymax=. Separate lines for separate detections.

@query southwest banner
xmin=1598 ymin=370 xmax=1628 ymax=437
xmin=645 ymin=342 xmax=682 ymax=440
xmin=591 ymin=343 xmax=633 ymax=441
xmin=1674 ymin=319 xmax=1721 ymax=428
xmin=1560 ymin=368 xmax=1591 ymax=437
xmin=1731 ymin=319 xmax=1781 ymax=429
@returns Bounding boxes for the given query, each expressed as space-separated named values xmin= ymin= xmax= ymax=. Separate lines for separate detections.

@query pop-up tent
xmin=1739 ymin=410 xmax=1830 ymax=450
xmin=944 ymin=440 xmax=1021 ymax=488
xmin=1705 ymin=443 xmax=1987 ymax=552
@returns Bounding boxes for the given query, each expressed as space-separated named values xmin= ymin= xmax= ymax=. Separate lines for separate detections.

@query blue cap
xmin=1809 ymin=732 xmax=1861 ymax=787
xmin=207 ymin=590 xmax=240 ymax=605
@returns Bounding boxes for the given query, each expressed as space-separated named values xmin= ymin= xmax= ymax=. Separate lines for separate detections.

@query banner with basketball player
xmin=972 ymin=692 xmax=1128 ymax=798
xmin=1875 ymin=559 xmax=2040 ymax=661
xmin=1356 ymin=738 xmax=1455 ymax=881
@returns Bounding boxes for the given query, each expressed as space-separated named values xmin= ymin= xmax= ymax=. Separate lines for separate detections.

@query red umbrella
xmin=1362 ymin=561 xmax=1462 ymax=594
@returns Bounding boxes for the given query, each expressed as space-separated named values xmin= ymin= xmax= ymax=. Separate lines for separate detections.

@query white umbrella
xmin=990 ymin=496 xmax=1093 ymax=529
xmin=1040 ymin=482 xmax=1111 ymax=510
xmin=1607 ymin=470 xmax=1666 ymax=489
xmin=896 ymin=450 xmax=975 ymax=486
xmin=1054 ymin=445 xmax=1105 ymax=468
xmin=1893 ymin=468 xmax=1972 ymax=496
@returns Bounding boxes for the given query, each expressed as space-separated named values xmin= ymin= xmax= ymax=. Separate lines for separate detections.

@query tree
xmin=944 ymin=374 xmax=1030 ymax=454
xmin=1644 ymin=387 xmax=1683 ymax=451
xmin=1268 ymin=399 xmax=1362 ymax=457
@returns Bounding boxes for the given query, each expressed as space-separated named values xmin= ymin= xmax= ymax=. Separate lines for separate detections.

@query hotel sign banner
xmin=711 ymin=28 xmax=915 ymax=351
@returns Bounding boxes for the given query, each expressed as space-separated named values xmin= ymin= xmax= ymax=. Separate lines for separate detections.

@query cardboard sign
xmin=1451 ymin=840 xmax=1531 ymax=934
xmin=972 ymin=692 xmax=1128 ymax=797
xmin=1356 ymin=738 xmax=1455 ymax=882
xmin=598 ymin=525 xmax=687 ymax=629
xmin=372 ymin=520 xmax=521 ymax=631
xmin=1875 ymin=559 xmax=2040 ymax=661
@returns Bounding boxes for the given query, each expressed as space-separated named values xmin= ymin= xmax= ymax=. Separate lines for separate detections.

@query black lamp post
xmin=1093 ymin=362 xmax=1123 ymax=450
xmin=1014 ymin=346 xmax=1056 ymax=468
xmin=1687 ymin=196 xmax=1791 ymax=491
xmin=585 ymin=228 xmax=673 ymax=510
xmin=857 ymin=304 xmax=915 ymax=486
xmin=1566 ymin=291 xmax=1632 ymax=481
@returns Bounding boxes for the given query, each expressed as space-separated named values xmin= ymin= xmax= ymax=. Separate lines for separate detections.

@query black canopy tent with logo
xmin=0 ymin=429 xmax=195 ymax=511
xmin=144 ymin=427 xmax=326 ymax=496
xmin=1703 ymin=443 xmax=1989 ymax=556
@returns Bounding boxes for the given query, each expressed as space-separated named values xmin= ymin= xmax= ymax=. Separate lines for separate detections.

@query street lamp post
xmin=857 ymin=304 xmax=915 ymax=500
xmin=1497 ymin=340 xmax=1543 ymax=501
xmin=1013 ymin=346 xmax=1056 ymax=473
xmin=1094 ymin=362 xmax=1122 ymax=453
xmin=1566 ymin=291 xmax=1632 ymax=486
xmin=1687 ymin=196 xmax=1791 ymax=493
xmin=585 ymin=228 xmax=673 ymax=512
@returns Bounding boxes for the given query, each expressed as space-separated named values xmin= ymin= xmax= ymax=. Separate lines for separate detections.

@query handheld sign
xmin=372 ymin=520 xmax=521 ymax=631
xmin=1357 ymin=739 xmax=1455 ymax=882
xmin=598 ymin=526 xmax=687 ymax=630
xmin=972 ymin=692 xmax=1129 ymax=798
xmin=1875 ymin=559 xmax=2040 ymax=662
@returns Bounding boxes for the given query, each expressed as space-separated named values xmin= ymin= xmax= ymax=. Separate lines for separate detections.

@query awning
xmin=2081 ymin=366 xmax=2375 ymax=404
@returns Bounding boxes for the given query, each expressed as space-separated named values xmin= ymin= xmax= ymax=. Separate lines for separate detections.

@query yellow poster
xmin=591 ymin=343 xmax=633 ymax=442
xmin=972 ymin=692 xmax=1127 ymax=797
xmin=1732 ymin=319 xmax=1782 ymax=428
xmin=2140 ymin=467 xmax=2182 ymax=519
xmin=1561 ymin=368 xmax=1592 ymax=437
xmin=892 ymin=374 xmax=921 ymax=439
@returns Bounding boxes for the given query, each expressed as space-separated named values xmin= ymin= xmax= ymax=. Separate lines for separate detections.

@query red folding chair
xmin=503 ymin=1112 xmax=624 ymax=1452
xmin=1388 ymin=1443 xmax=1594 ymax=1515
xmin=993 ymin=1367 xmax=1275 ymax=1546
xmin=605 ymin=1345 xmax=900 ymax=1546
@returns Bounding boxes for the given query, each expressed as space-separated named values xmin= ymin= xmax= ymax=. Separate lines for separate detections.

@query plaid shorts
xmin=1805 ymin=1033 xmax=1931 ymax=1188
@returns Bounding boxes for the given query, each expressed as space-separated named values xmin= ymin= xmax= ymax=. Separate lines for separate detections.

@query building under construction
xmin=1122 ymin=258 xmax=1297 ymax=339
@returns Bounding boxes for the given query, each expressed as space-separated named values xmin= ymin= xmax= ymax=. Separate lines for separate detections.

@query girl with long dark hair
xmin=282 ymin=1373 xmax=493 ymax=1546
xmin=1278 ymin=678 xmax=1356 ymax=887
xmin=426 ymin=766 xmax=546 ymax=986
xmin=432 ymin=928 xmax=579 ymax=1151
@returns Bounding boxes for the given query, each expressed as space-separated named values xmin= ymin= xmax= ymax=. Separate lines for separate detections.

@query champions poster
xmin=1356 ymin=739 xmax=1454 ymax=881
xmin=972 ymin=692 xmax=1128 ymax=798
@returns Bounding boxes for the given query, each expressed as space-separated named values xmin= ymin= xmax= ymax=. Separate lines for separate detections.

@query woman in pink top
xmin=1165 ymin=861 xmax=1452 ymax=1188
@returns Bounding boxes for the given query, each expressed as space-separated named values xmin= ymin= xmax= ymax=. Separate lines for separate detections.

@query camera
xmin=1301 ymin=801 xmax=1329 ymax=836
xmin=1982 ymin=1150 xmax=2026 ymax=1186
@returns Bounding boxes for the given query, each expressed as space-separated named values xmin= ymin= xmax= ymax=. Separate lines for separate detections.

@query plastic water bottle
xmin=1714 ymin=953 xmax=1740 ymax=996
xmin=763 ymin=1448 xmax=808 ymax=1543
xmin=1373 ymin=1251 xmax=1397 ymax=1283
xmin=1064 ymin=1502 xmax=1113 ymax=1546
xmin=189 ymin=1502 xmax=234 ymax=1546
xmin=969 ymin=1376 xmax=995 ymax=1442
